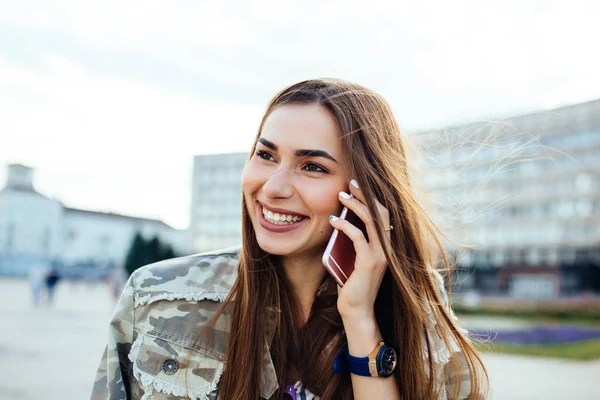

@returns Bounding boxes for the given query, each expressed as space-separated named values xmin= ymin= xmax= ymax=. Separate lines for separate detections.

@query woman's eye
xmin=255 ymin=151 xmax=326 ymax=173
xmin=303 ymin=163 xmax=328 ymax=173
xmin=256 ymin=150 xmax=275 ymax=162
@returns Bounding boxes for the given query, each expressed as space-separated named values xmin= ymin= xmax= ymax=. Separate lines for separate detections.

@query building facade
xmin=417 ymin=98 xmax=600 ymax=298
xmin=189 ymin=99 xmax=600 ymax=297
xmin=191 ymin=153 xmax=248 ymax=252
xmin=0 ymin=164 xmax=192 ymax=276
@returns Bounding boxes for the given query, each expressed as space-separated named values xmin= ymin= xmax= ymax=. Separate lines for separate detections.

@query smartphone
xmin=322 ymin=206 xmax=368 ymax=287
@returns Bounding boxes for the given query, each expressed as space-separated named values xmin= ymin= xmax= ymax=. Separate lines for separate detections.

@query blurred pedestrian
xmin=44 ymin=267 xmax=60 ymax=305
xmin=28 ymin=263 xmax=47 ymax=307
xmin=107 ymin=264 xmax=127 ymax=301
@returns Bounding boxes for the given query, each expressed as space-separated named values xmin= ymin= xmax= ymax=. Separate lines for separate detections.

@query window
xmin=490 ymin=251 xmax=505 ymax=266
xmin=576 ymin=199 xmax=592 ymax=216
xmin=575 ymin=174 xmax=593 ymax=193
xmin=6 ymin=223 xmax=14 ymax=255
xmin=531 ymin=205 xmax=544 ymax=218
xmin=525 ymin=249 xmax=541 ymax=265
xmin=546 ymin=248 xmax=559 ymax=264
xmin=229 ymin=168 xmax=241 ymax=182
xmin=560 ymin=248 xmax=576 ymax=264
xmin=508 ymin=251 xmax=522 ymax=264
xmin=521 ymin=161 xmax=540 ymax=176
xmin=66 ymin=230 xmax=77 ymax=241
xmin=555 ymin=200 xmax=575 ymax=218
xmin=42 ymin=228 xmax=50 ymax=256
xmin=459 ymin=251 xmax=474 ymax=266
xmin=474 ymin=251 xmax=488 ymax=267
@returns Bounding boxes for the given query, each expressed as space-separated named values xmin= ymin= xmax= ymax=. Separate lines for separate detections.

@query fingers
xmin=333 ymin=179 xmax=391 ymax=270
xmin=328 ymin=215 xmax=372 ymax=260
xmin=339 ymin=180 xmax=391 ymax=243
xmin=329 ymin=214 xmax=387 ymax=274
xmin=348 ymin=179 xmax=390 ymax=230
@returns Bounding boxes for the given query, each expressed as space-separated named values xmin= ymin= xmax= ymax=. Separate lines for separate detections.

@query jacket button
xmin=162 ymin=358 xmax=179 ymax=375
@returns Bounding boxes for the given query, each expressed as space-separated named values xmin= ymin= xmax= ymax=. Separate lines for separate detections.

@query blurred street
xmin=0 ymin=278 xmax=599 ymax=400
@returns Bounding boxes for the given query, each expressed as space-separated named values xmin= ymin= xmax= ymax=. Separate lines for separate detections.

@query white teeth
xmin=261 ymin=206 xmax=305 ymax=225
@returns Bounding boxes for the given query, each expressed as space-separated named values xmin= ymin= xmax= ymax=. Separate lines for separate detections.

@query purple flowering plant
xmin=469 ymin=326 xmax=600 ymax=345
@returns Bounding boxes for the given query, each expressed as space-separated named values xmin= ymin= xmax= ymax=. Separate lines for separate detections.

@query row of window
xmin=459 ymin=199 xmax=600 ymax=220
xmin=193 ymin=234 xmax=240 ymax=252
xmin=194 ymin=201 xmax=242 ymax=218
xmin=1 ymin=224 xmax=52 ymax=256
xmin=456 ymin=156 xmax=591 ymax=181
xmin=426 ymin=139 xmax=598 ymax=178
xmin=195 ymin=155 xmax=247 ymax=168
xmin=194 ymin=218 xmax=242 ymax=236
xmin=428 ymin=165 xmax=599 ymax=195
xmin=195 ymin=193 xmax=242 ymax=205
xmin=460 ymin=247 xmax=599 ymax=267
xmin=2 ymin=228 xmax=114 ymax=251
xmin=542 ymin=130 xmax=600 ymax=148
xmin=434 ymin=192 xmax=600 ymax=221
xmin=461 ymin=222 xmax=598 ymax=246
xmin=195 ymin=168 xmax=243 ymax=184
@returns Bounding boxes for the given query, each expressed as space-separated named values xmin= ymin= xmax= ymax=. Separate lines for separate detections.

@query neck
xmin=280 ymin=249 xmax=328 ymax=324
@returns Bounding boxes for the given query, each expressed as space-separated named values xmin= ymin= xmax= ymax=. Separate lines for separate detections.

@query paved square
xmin=0 ymin=279 xmax=598 ymax=399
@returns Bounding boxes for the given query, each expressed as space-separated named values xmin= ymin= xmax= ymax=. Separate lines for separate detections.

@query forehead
xmin=259 ymin=104 xmax=342 ymax=154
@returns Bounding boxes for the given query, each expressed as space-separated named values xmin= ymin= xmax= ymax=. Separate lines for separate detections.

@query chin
xmin=256 ymin=233 xmax=330 ymax=260
xmin=255 ymin=235 xmax=300 ymax=256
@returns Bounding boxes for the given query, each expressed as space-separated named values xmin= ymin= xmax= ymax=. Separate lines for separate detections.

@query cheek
xmin=241 ymin=163 xmax=261 ymax=198
xmin=302 ymin=181 xmax=344 ymax=216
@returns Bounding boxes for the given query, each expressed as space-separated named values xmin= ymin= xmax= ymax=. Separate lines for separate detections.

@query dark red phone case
xmin=322 ymin=206 xmax=368 ymax=287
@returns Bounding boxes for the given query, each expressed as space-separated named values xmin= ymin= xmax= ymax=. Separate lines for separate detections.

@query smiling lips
xmin=257 ymin=201 xmax=309 ymax=233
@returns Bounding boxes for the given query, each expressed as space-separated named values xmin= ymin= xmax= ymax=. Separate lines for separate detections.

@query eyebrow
xmin=258 ymin=137 xmax=339 ymax=163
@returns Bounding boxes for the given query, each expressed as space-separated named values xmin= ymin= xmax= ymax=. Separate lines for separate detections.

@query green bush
xmin=453 ymin=303 xmax=600 ymax=323
xmin=474 ymin=339 xmax=600 ymax=361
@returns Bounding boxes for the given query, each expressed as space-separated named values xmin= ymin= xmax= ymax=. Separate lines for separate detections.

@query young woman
xmin=92 ymin=79 xmax=488 ymax=399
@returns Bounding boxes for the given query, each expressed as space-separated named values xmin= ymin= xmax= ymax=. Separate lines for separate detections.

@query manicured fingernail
xmin=339 ymin=191 xmax=351 ymax=199
xmin=329 ymin=215 xmax=339 ymax=221
xmin=350 ymin=179 xmax=359 ymax=189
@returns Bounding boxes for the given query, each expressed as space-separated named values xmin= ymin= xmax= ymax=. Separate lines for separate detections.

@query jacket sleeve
xmin=91 ymin=273 xmax=136 ymax=400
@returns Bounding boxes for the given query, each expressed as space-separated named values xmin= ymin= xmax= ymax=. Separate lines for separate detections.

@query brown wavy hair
xmin=191 ymin=78 xmax=489 ymax=399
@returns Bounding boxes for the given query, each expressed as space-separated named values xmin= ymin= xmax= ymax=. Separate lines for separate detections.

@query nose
xmin=262 ymin=166 xmax=294 ymax=200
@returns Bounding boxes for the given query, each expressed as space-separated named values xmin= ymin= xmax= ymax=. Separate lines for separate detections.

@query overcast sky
xmin=1 ymin=0 xmax=598 ymax=229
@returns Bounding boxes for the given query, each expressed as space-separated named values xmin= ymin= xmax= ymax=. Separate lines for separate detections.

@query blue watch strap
xmin=332 ymin=345 xmax=373 ymax=377
xmin=347 ymin=351 xmax=372 ymax=376
xmin=333 ymin=346 xmax=348 ymax=373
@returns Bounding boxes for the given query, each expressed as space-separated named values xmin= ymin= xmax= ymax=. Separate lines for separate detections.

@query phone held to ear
xmin=322 ymin=206 xmax=368 ymax=287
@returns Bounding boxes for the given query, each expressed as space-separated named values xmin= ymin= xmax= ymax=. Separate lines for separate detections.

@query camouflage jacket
xmin=91 ymin=246 xmax=472 ymax=400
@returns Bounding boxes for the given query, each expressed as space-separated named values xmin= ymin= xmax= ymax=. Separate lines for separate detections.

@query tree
xmin=146 ymin=236 xmax=161 ymax=264
xmin=124 ymin=233 xmax=178 ymax=276
xmin=124 ymin=233 xmax=147 ymax=276
xmin=159 ymin=243 xmax=176 ymax=260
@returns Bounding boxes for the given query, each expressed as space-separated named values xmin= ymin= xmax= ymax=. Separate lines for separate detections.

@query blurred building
xmin=189 ymin=99 xmax=600 ymax=297
xmin=0 ymin=164 xmax=191 ymax=276
xmin=191 ymin=153 xmax=247 ymax=252
xmin=418 ymin=98 xmax=600 ymax=298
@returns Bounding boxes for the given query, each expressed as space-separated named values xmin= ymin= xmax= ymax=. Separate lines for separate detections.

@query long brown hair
xmin=193 ymin=78 xmax=489 ymax=399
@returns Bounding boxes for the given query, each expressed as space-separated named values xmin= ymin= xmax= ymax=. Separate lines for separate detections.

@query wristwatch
xmin=333 ymin=341 xmax=397 ymax=377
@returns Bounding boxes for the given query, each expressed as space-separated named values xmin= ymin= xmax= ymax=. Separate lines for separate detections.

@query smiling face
xmin=241 ymin=103 xmax=349 ymax=258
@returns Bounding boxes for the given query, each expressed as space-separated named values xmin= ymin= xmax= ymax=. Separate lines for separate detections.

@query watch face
xmin=379 ymin=346 xmax=397 ymax=376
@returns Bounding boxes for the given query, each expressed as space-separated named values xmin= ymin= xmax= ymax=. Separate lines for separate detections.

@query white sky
xmin=1 ymin=0 xmax=598 ymax=229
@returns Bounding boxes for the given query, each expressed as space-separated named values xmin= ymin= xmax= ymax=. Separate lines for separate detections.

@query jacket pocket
xmin=129 ymin=332 xmax=224 ymax=400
